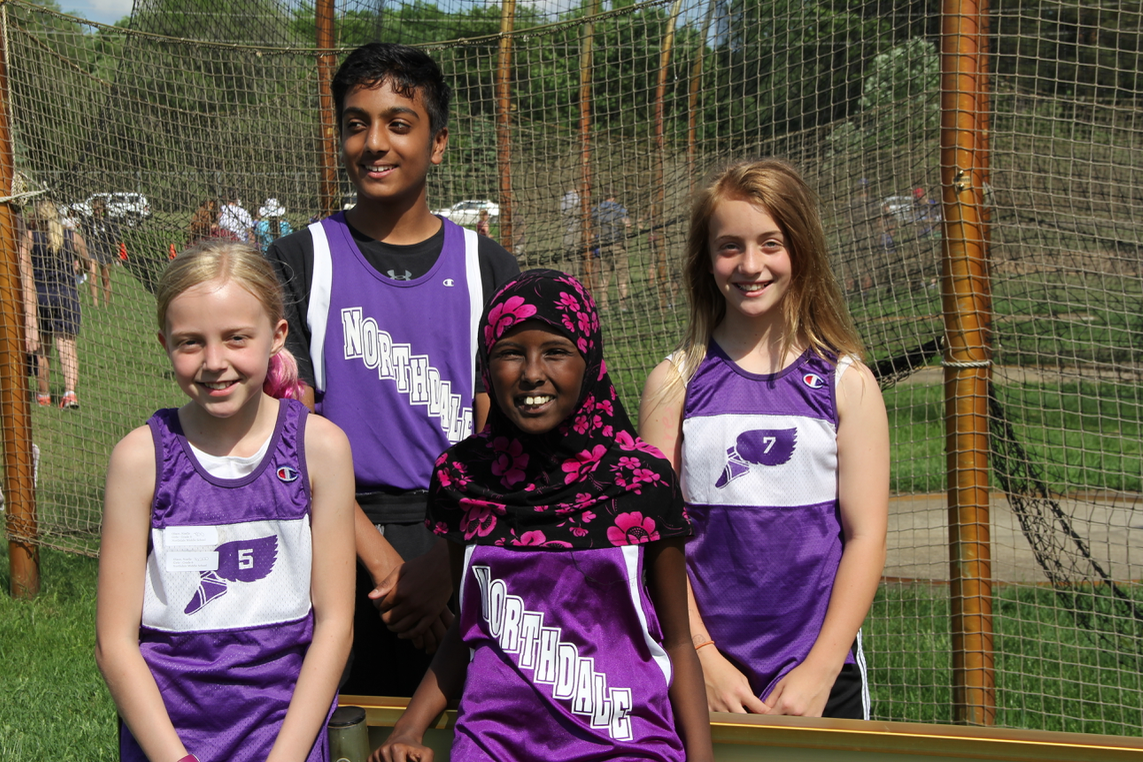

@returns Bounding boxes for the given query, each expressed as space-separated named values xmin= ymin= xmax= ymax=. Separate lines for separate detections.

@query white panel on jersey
xmin=142 ymin=517 xmax=312 ymax=633
xmin=681 ymin=414 xmax=837 ymax=507
xmin=307 ymin=221 xmax=333 ymax=392
xmin=462 ymin=226 xmax=482 ymax=437
xmin=621 ymin=545 xmax=672 ymax=686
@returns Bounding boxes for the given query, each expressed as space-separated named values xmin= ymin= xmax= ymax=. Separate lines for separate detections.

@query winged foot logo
xmin=715 ymin=428 xmax=798 ymax=488
xmin=184 ymin=535 xmax=279 ymax=615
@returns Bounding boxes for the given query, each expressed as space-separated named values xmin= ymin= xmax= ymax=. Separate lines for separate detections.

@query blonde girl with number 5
xmin=96 ymin=242 xmax=355 ymax=762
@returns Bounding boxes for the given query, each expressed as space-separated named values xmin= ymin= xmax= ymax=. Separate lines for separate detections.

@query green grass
xmin=3 ymin=545 xmax=1140 ymax=752
xmin=868 ymin=584 xmax=1143 ymax=735
xmin=882 ymin=381 xmax=1143 ymax=495
xmin=0 ymin=545 xmax=117 ymax=761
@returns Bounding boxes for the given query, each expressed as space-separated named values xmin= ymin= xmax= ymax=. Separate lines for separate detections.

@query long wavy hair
xmin=670 ymin=158 xmax=863 ymax=389
xmin=157 ymin=240 xmax=305 ymax=401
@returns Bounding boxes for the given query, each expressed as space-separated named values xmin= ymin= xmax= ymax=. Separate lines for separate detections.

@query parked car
xmin=69 ymin=192 xmax=152 ymax=226
xmin=882 ymin=195 xmax=916 ymax=224
xmin=432 ymin=199 xmax=499 ymax=227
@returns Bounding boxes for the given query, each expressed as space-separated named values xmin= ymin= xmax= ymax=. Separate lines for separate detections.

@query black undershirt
xmin=266 ymin=215 xmax=519 ymax=391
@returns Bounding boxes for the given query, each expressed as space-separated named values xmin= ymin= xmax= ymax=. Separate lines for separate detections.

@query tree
xmin=827 ymin=37 xmax=939 ymax=152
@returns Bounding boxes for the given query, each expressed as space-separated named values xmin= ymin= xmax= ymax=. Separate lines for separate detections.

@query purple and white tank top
xmin=304 ymin=213 xmax=483 ymax=495
xmin=122 ymin=399 xmax=330 ymax=762
xmin=681 ymin=342 xmax=868 ymax=711
xmin=451 ymin=544 xmax=685 ymax=762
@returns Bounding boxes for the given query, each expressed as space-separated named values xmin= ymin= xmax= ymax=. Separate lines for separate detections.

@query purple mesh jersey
xmin=122 ymin=400 xmax=330 ymax=762
xmin=680 ymin=342 xmax=869 ymax=710
xmin=451 ymin=544 xmax=685 ymax=762
xmin=305 ymin=213 xmax=483 ymax=494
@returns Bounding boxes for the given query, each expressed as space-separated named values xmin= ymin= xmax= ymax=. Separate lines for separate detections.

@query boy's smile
xmin=340 ymin=80 xmax=448 ymax=219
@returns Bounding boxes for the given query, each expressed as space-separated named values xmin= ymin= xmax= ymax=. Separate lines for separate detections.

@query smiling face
xmin=488 ymin=319 xmax=587 ymax=436
xmin=339 ymin=79 xmax=448 ymax=211
xmin=159 ymin=278 xmax=287 ymax=421
xmin=708 ymin=196 xmax=792 ymax=324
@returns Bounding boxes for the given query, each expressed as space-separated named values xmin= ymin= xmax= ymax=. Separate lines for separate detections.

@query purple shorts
xmin=37 ymin=285 xmax=81 ymax=336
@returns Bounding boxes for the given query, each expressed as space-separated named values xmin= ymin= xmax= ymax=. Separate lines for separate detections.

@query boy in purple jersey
xmin=265 ymin=43 xmax=519 ymax=697
xmin=639 ymin=159 xmax=888 ymax=719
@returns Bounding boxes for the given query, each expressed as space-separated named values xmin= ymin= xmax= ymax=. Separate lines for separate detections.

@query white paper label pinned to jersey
xmin=166 ymin=551 xmax=219 ymax=572
xmin=166 ymin=526 xmax=219 ymax=547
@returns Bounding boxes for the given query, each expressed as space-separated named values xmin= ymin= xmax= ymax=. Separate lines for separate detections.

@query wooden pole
xmin=0 ymin=6 xmax=40 ymax=599
xmin=316 ymin=0 xmax=339 ymax=218
xmin=651 ymin=0 xmax=683 ymax=308
xmin=495 ymin=0 xmax=516 ymax=252
xmin=687 ymin=0 xmax=717 ymax=195
xmin=940 ymin=0 xmax=994 ymax=726
xmin=578 ymin=0 xmax=598 ymax=290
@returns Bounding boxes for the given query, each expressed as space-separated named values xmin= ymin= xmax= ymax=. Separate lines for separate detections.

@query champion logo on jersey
xmin=443 ymin=278 xmax=456 ymax=287
xmin=276 ymin=466 xmax=300 ymax=483
xmin=802 ymin=372 xmax=825 ymax=389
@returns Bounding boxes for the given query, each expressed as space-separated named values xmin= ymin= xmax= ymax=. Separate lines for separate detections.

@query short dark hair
xmin=332 ymin=43 xmax=451 ymax=137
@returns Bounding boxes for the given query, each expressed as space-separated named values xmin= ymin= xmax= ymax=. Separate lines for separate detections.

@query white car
xmin=69 ymin=192 xmax=152 ymax=225
xmin=882 ymin=196 xmax=916 ymax=224
xmin=432 ymin=199 xmax=499 ymax=227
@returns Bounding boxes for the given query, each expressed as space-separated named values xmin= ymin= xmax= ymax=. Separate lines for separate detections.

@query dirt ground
xmin=886 ymin=491 xmax=1143 ymax=584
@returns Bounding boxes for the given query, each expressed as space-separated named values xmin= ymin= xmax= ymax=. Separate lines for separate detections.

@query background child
xmin=265 ymin=42 xmax=518 ymax=696
xmin=639 ymin=158 xmax=889 ymax=719
xmin=380 ymin=269 xmax=712 ymax=762
xmin=95 ymin=242 xmax=355 ymax=762
xmin=19 ymin=197 xmax=89 ymax=409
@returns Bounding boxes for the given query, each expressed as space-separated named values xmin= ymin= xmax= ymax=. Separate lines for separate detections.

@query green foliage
xmin=700 ymin=0 xmax=893 ymax=150
xmin=994 ymin=0 xmax=1143 ymax=106
xmin=827 ymin=37 xmax=939 ymax=152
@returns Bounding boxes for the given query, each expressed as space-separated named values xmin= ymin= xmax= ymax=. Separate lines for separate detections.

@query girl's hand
xmin=697 ymin=646 xmax=768 ymax=713
xmin=376 ymin=733 xmax=433 ymax=762
xmin=759 ymin=661 xmax=834 ymax=717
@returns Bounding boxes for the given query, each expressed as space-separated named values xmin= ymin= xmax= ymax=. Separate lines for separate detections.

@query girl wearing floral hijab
xmin=380 ymin=270 xmax=712 ymax=762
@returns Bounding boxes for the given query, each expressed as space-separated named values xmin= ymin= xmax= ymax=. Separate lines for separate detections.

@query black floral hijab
xmin=426 ymin=269 xmax=690 ymax=550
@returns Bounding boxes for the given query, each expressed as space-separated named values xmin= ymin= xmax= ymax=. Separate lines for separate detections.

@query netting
xmin=2 ymin=0 xmax=1142 ymax=734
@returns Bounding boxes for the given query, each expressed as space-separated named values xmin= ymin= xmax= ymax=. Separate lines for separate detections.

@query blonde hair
xmin=157 ymin=240 xmax=304 ymax=400
xmin=672 ymin=158 xmax=863 ymax=385
xmin=29 ymin=199 xmax=64 ymax=254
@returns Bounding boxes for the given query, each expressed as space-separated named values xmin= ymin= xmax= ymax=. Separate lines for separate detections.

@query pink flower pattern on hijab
xmin=427 ymin=269 xmax=689 ymax=550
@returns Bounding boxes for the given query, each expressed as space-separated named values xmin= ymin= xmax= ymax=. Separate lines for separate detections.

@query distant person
xmin=218 ymin=192 xmax=253 ymax=242
xmin=476 ymin=208 xmax=490 ymax=237
xmin=842 ymin=179 xmax=882 ymax=293
xmin=911 ymin=187 xmax=941 ymax=238
xmin=591 ymin=189 xmax=631 ymax=310
xmin=511 ymin=213 xmax=526 ymax=256
xmin=84 ymin=196 xmax=122 ymax=307
xmin=186 ymin=198 xmax=220 ymax=247
xmin=560 ymin=186 xmax=580 ymax=261
xmin=19 ymin=198 xmax=87 ymax=409
xmin=560 ymin=185 xmax=580 ymax=274
xmin=265 ymin=42 xmax=519 ymax=698
xmin=640 ymin=159 xmax=888 ymax=719
xmin=96 ymin=242 xmax=355 ymax=762
xmin=254 ymin=198 xmax=294 ymax=252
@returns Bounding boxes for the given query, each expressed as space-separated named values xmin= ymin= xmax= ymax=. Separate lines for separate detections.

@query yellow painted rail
xmin=341 ymin=696 xmax=1143 ymax=761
